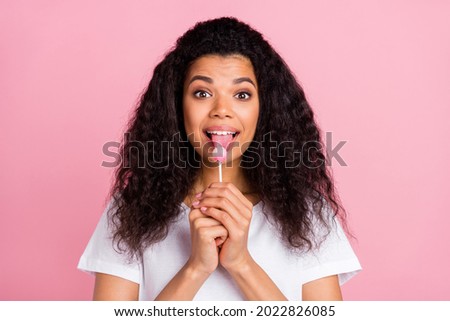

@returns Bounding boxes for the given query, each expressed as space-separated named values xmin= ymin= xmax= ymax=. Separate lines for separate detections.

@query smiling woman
xmin=183 ymin=54 xmax=259 ymax=170
xmin=78 ymin=17 xmax=361 ymax=301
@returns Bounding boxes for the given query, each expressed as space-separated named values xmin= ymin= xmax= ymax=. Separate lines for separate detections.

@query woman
xmin=78 ymin=16 xmax=361 ymax=300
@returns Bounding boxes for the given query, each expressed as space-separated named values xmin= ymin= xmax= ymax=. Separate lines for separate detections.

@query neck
xmin=185 ymin=158 xmax=257 ymax=205
xmin=199 ymin=158 xmax=252 ymax=191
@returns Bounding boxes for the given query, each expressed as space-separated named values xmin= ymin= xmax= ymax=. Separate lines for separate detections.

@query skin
xmin=93 ymin=54 xmax=343 ymax=301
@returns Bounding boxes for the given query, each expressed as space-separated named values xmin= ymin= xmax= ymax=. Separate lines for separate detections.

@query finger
xmin=209 ymin=182 xmax=253 ymax=210
xmin=215 ymin=234 xmax=228 ymax=247
xmin=215 ymin=237 xmax=226 ymax=247
xmin=200 ymin=206 xmax=247 ymax=239
xmin=192 ymin=217 xmax=223 ymax=230
xmin=198 ymin=192 xmax=252 ymax=226
xmin=189 ymin=208 xmax=210 ymax=223
xmin=196 ymin=197 xmax=250 ymax=227
xmin=206 ymin=182 xmax=253 ymax=211
xmin=197 ymin=225 xmax=228 ymax=244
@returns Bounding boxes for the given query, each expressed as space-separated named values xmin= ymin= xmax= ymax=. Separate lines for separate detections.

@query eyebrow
xmin=188 ymin=75 xmax=256 ymax=88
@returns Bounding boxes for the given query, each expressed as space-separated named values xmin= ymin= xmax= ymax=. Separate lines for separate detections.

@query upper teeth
xmin=206 ymin=130 xmax=236 ymax=135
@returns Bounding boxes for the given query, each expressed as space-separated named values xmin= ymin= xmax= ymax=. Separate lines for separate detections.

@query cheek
xmin=183 ymin=103 xmax=204 ymax=144
xmin=183 ymin=113 xmax=194 ymax=135
xmin=244 ymin=103 xmax=260 ymax=135
xmin=252 ymin=104 xmax=260 ymax=126
xmin=182 ymin=100 xmax=196 ymax=134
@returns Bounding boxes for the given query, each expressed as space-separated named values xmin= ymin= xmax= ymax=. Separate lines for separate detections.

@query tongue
xmin=211 ymin=134 xmax=233 ymax=162
xmin=211 ymin=134 xmax=234 ymax=150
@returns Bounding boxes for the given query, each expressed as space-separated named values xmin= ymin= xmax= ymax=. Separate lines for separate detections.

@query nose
xmin=209 ymin=95 xmax=233 ymax=119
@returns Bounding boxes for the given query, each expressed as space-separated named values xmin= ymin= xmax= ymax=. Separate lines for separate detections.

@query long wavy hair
xmin=107 ymin=17 xmax=347 ymax=260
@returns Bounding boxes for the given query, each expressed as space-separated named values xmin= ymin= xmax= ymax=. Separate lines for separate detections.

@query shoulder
xmin=254 ymin=197 xmax=361 ymax=287
xmin=301 ymin=199 xmax=362 ymax=286
xmin=77 ymin=196 xmax=143 ymax=284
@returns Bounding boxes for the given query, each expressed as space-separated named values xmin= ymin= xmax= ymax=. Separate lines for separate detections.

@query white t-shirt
xmin=78 ymin=198 xmax=361 ymax=300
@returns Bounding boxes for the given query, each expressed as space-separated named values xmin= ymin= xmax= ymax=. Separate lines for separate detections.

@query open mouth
xmin=203 ymin=130 xmax=240 ymax=151
xmin=204 ymin=130 xmax=239 ymax=140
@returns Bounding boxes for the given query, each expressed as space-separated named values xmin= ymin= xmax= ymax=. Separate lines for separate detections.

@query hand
xmin=187 ymin=207 xmax=228 ymax=276
xmin=192 ymin=182 xmax=254 ymax=272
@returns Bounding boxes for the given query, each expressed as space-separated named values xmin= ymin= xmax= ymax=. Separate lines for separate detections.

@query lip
xmin=203 ymin=125 xmax=240 ymax=132
xmin=202 ymin=125 xmax=241 ymax=145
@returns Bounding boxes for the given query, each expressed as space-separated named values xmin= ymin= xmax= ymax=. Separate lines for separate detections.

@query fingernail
xmin=200 ymin=206 xmax=207 ymax=212
xmin=195 ymin=192 xmax=202 ymax=198
xmin=192 ymin=201 xmax=200 ymax=206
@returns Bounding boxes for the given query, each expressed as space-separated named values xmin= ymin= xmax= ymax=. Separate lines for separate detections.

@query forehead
xmin=185 ymin=54 xmax=256 ymax=82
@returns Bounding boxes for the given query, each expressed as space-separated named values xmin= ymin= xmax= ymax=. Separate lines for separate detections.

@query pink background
xmin=1 ymin=0 xmax=449 ymax=300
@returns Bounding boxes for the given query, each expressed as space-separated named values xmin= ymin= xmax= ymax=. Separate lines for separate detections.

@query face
xmin=183 ymin=54 xmax=259 ymax=165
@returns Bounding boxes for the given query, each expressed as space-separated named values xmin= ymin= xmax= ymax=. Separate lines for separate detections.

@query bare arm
xmin=93 ymin=273 xmax=139 ymax=300
xmin=92 ymin=261 xmax=211 ymax=301
xmin=154 ymin=260 xmax=210 ymax=300
xmin=302 ymin=275 xmax=343 ymax=300
xmin=155 ymin=208 xmax=228 ymax=300
xmin=194 ymin=183 xmax=287 ymax=300
xmin=226 ymin=257 xmax=287 ymax=300
xmin=93 ymin=208 xmax=226 ymax=301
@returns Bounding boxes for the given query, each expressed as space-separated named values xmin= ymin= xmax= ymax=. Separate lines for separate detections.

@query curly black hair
xmin=107 ymin=17 xmax=347 ymax=260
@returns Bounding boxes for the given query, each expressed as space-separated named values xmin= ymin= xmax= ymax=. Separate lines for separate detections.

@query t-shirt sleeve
xmin=77 ymin=198 xmax=142 ymax=284
xmin=300 ymin=204 xmax=362 ymax=286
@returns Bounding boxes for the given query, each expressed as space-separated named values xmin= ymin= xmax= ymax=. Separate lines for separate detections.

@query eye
xmin=194 ymin=90 xmax=212 ymax=99
xmin=235 ymin=91 xmax=252 ymax=100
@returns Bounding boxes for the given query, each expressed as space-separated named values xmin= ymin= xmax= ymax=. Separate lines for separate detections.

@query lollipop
xmin=210 ymin=133 xmax=233 ymax=182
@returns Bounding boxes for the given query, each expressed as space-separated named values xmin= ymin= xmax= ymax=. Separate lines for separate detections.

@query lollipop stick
xmin=219 ymin=161 xmax=223 ymax=182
